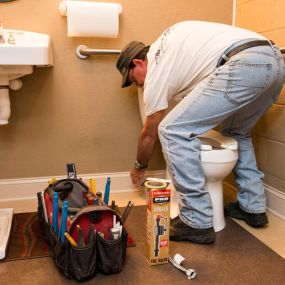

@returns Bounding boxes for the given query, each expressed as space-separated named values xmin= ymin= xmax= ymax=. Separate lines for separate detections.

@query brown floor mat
xmin=1 ymin=205 xmax=285 ymax=285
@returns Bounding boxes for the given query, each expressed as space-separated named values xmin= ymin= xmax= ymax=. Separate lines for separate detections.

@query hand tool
xmin=89 ymin=178 xmax=96 ymax=195
xmin=103 ymin=177 xmax=111 ymax=205
xmin=59 ymin=200 xmax=68 ymax=242
xmin=121 ymin=201 xmax=134 ymax=223
xmin=64 ymin=232 xmax=77 ymax=247
xmin=52 ymin=192 xmax=59 ymax=234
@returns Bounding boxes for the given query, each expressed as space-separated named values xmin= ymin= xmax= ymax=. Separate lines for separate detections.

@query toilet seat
xmin=198 ymin=130 xmax=238 ymax=151
xmin=198 ymin=130 xmax=238 ymax=163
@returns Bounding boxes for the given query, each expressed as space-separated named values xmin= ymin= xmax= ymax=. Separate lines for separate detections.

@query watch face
xmin=135 ymin=160 xmax=141 ymax=169
xmin=135 ymin=160 xmax=147 ymax=170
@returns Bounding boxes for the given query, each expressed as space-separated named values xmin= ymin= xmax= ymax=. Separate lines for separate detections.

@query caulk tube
xmin=103 ymin=177 xmax=111 ymax=205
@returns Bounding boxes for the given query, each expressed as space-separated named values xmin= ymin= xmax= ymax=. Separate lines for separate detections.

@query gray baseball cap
xmin=116 ymin=41 xmax=146 ymax=88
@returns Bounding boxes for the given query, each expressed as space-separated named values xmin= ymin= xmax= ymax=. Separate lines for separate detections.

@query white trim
xmin=232 ymin=0 xmax=236 ymax=26
xmin=265 ymin=184 xmax=285 ymax=220
xmin=1 ymin=172 xmax=284 ymax=220
xmin=0 ymin=170 xmax=166 ymax=202
xmin=224 ymin=182 xmax=285 ymax=220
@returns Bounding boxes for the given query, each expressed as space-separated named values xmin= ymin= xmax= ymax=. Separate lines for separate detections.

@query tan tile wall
xmin=236 ymin=0 xmax=285 ymax=192
xmin=0 ymin=0 xmax=233 ymax=179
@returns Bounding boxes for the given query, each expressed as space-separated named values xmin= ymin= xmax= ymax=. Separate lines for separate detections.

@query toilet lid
xmin=198 ymin=130 xmax=238 ymax=151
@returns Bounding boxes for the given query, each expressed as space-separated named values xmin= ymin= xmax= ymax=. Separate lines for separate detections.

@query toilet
xmin=138 ymin=88 xmax=238 ymax=232
xmin=196 ymin=130 xmax=238 ymax=231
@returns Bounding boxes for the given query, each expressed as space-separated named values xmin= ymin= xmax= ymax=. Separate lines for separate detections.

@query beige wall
xmin=0 ymin=0 xmax=233 ymax=179
xmin=235 ymin=0 xmax=285 ymax=193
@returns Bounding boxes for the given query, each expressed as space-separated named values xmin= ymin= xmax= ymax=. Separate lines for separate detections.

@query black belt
xmin=217 ymin=40 xmax=275 ymax=67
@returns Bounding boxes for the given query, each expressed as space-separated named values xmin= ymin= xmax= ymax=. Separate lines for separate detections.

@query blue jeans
xmin=158 ymin=44 xmax=285 ymax=229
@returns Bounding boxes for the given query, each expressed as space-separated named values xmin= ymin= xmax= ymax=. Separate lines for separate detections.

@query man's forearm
xmin=134 ymin=109 xmax=165 ymax=167
xmin=136 ymin=130 xmax=158 ymax=166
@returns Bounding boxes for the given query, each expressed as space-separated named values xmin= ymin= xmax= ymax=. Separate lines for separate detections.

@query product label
xmin=145 ymin=187 xmax=171 ymax=266
xmin=153 ymin=196 xmax=170 ymax=204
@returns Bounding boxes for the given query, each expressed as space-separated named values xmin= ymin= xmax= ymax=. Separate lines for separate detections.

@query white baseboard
xmin=0 ymin=170 xmax=166 ymax=203
xmin=224 ymin=182 xmax=285 ymax=220
xmin=1 ymin=172 xmax=284 ymax=220
xmin=265 ymin=184 xmax=285 ymax=220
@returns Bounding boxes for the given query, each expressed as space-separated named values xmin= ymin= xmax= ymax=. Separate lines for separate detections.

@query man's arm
xmin=130 ymin=109 xmax=165 ymax=186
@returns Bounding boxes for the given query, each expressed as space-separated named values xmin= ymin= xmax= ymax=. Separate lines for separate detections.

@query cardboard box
xmin=146 ymin=186 xmax=171 ymax=265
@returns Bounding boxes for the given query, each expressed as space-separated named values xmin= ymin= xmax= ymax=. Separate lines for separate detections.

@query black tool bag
xmin=37 ymin=178 xmax=128 ymax=282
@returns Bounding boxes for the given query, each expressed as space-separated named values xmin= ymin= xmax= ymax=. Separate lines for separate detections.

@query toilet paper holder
xmin=59 ymin=0 xmax=123 ymax=16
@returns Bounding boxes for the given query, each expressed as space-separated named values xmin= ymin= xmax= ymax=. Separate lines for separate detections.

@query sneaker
xmin=170 ymin=216 xmax=215 ymax=244
xmin=225 ymin=202 xmax=268 ymax=228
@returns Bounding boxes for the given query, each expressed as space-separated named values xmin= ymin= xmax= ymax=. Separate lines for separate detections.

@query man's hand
xmin=130 ymin=167 xmax=146 ymax=187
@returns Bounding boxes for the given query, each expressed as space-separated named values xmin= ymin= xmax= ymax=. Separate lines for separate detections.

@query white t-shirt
xmin=143 ymin=21 xmax=266 ymax=116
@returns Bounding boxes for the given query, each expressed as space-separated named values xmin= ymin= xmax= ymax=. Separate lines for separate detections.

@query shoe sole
xmin=226 ymin=204 xmax=268 ymax=228
xmin=242 ymin=215 xmax=268 ymax=228
xmin=170 ymin=231 xmax=215 ymax=244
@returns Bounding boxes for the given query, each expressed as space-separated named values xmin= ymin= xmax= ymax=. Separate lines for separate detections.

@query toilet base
xmin=170 ymin=181 xmax=226 ymax=232
xmin=206 ymin=181 xmax=225 ymax=232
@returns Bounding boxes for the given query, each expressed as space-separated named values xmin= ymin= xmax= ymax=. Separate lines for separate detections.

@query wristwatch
xmin=134 ymin=160 xmax=148 ymax=170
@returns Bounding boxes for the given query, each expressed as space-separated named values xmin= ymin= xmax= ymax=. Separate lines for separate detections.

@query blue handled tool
xmin=59 ymin=200 xmax=69 ymax=242
xmin=103 ymin=177 xmax=111 ymax=205
xmin=52 ymin=192 xmax=59 ymax=235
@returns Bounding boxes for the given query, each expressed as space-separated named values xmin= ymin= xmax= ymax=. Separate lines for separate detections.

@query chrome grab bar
xmin=76 ymin=45 xmax=121 ymax=59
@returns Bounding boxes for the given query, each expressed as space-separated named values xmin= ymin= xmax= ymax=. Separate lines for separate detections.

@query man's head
xmin=116 ymin=41 xmax=149 ymax=88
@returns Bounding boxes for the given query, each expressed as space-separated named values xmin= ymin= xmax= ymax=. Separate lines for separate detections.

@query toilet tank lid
xmin=198 ymin=130 xmax=238 ymax=151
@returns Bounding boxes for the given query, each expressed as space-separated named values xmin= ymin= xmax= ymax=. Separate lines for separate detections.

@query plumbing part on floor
xmin=168 ymin=253 xmax=197 ymax=280
xmin=0 ymin=208 xmax=13 ymax=259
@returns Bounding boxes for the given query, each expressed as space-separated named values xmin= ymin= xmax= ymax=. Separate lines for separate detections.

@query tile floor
xmin=1 ymin=188 xmax=284 ymax=259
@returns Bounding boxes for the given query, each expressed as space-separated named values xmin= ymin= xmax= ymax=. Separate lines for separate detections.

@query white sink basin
xmin=0 ymin=28 xmax=53 ymax=125
xmin=0 ymin=29 xmax=53 ymax=66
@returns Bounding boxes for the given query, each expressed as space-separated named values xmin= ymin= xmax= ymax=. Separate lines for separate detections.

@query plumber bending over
xmin=116 ymin=21 xmax=285 ymax=244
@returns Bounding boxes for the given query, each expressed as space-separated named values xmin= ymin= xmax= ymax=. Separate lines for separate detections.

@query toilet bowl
xmin=138 ymin=88 xmax=238 ymax=232
xmin=197 ymin=130 xmax=238 ymax=231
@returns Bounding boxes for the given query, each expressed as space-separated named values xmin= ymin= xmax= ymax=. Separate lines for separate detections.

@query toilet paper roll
xmin=66 ymin=1 xmax=122 ymax=37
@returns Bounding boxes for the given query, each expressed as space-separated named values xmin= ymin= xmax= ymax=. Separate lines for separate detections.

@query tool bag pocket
xmin=49 ymin=228 xmax=70 ymax=277
xmin=37 ymin=178 xmax=128 ymax=282
xmin=69 ymin=240 xmax=97 ymax=281
xmin=96 ymin=229 xmax=128 ymax=274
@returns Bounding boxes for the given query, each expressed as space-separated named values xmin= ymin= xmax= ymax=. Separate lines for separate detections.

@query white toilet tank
xmin=138 ymin=87 xmax=146 ymax=125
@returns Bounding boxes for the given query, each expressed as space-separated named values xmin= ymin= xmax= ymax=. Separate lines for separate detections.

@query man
xmin=116 ymin=21 xmax=285 ymax=244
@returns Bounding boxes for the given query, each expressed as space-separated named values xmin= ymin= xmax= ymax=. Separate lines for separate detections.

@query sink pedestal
xmin=0 ymin=88 xmax=10 ymax=125
xmin=0 ymin=65 xmax=33 ymax=125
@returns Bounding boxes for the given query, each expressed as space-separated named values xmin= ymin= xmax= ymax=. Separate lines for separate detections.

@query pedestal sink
xmin=0 ymin=27 xmax=53 ymax=125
